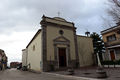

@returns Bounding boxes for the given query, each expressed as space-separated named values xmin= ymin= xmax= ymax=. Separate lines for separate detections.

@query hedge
xmin=101 ymin=60 xmax=120 ymax=65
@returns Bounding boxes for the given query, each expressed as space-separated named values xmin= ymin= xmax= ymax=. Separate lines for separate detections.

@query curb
xmin=43 ymin=72 xmax=104 ymax=80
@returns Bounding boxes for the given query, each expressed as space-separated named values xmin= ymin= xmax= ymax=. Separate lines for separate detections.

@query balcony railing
xmin=105 ymin=39 xmax=120 ymax=47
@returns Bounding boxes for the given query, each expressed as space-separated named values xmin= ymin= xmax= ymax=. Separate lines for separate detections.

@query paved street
xmin=0 ymin=68 xmax=96 ymax=80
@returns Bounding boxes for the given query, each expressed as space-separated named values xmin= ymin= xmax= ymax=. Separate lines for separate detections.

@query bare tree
xmin=113 ymin=0 xmax=120 ymax=7
xmin=107 ymin=0 xmax=120 ymax=25
xmin=101 ymin=16 xmax=114 ymax=29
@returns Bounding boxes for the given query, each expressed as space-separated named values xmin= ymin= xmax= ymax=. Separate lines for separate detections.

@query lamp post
xmin=85 ymin=31 xmax=90 ymax=37
xmin=96 ymin=52 xmax=107 ymax=78
xmin=96 ymin=53 xmax=102 ymax=67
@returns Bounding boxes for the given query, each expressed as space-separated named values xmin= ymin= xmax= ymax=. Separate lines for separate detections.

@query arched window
xmin=33 ymin=45 xmax=35 ymax=51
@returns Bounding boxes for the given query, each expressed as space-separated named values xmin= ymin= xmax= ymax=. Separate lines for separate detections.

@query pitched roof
xmin=101 ymin=25 xmax=120 ymax=35
xmin=26 ymin=29 xmax=41 ymax=48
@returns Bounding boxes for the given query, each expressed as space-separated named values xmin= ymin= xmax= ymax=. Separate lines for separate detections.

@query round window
xmin=59 ymin=30 xmax=64 ymax=35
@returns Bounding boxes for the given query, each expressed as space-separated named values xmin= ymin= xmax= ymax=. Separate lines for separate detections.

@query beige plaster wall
xmin=46 ymin=26 xmax=76 ymax=61
xmin=102 ymin=30 xmax=120 ymax=43
xmin=27 ymin=32 xmax=42 ymax=71
xmin=77 ymin=36 xmax=94 ymax=67
xmin=102 ymin=31 xmax=117 ymax=42
xmin=22 ymin=49 xmax=27 ymax=67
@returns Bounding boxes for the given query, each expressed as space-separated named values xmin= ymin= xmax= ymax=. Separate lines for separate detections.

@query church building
xmin=22 ymin=15 xmax=94 ymax=72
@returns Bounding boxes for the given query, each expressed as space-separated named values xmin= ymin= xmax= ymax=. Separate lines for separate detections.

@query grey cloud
xmin=0 ymin=0 xmax=109 ymax=35
xmin=0 ymin=0 xmax=112 ymax=63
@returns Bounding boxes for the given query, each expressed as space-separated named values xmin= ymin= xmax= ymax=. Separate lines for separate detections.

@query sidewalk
xmin=50 ymin=66 xmax=120 ymax=80
xmin=45 ymin=72 xmax=100 ymax=80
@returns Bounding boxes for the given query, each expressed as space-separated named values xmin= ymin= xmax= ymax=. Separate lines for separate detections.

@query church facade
xmin=22 ymin=16 xmax=94 ymax=72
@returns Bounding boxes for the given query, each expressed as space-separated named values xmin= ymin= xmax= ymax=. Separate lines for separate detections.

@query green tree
xmin=90 ymin=32 xmax=105 ymax=62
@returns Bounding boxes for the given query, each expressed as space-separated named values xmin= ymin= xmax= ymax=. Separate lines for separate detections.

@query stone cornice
xmin=42 ymin=15 xmax=74 ymax=25
xmin=40 ymin=21 xmax=76 ymax=31
xmin=40 ymin=15 xmax=76 ymax=31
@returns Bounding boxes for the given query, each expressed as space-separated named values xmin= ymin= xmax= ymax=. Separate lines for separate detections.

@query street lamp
xmin=96 ymin=52 xmax=107 ymax=78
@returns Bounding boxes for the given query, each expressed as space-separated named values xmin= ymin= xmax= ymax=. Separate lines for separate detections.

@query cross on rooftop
xmin=57 ymin=12 xmax=60 ymax=17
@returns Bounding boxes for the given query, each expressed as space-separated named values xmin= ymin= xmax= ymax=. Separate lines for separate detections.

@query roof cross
xmin=57 ymin=12 xmax=60 ymax=17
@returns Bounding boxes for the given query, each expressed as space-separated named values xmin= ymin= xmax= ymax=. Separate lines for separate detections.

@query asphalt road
xmin=0 ymin=68 xmax=94 ymax=80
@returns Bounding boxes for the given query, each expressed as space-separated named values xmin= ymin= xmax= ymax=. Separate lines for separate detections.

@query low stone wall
xmin=103 ymin=65 xmax=120 ymax=68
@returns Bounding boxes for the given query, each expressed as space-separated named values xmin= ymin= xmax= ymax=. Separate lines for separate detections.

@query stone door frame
xmin=53 ymin=36 xmax=71 ymax=69
xmin=108 ymin=49 xmax=116 ymax=60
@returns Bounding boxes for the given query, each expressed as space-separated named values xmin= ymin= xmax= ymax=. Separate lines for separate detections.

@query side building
xmin=0 ymin=49 xmax=8 ymax=70
xmin=101 ymin=25 xmax=120 ymax=60
xmin=22 ymin=49 xmax=28 ymax=67
xmin=22 ymin=16 xmax=94 ymax=72
xmin=10 ymin=62 xmax=21 ymax=68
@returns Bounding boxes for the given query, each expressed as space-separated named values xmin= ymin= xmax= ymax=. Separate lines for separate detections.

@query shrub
xmin=115 ymin=59 xmax=120 ymax=65
xmin=50 ymin=64 xmax=54 ymax=71
xmin=102 ymin=60 xmax=120 ymax=65
xmin=101 ymin=60 xmax=115 ymax=65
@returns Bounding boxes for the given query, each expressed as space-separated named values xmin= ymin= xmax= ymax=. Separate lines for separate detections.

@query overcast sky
xmin=0 ymin=0 xmax=112 ymax=65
